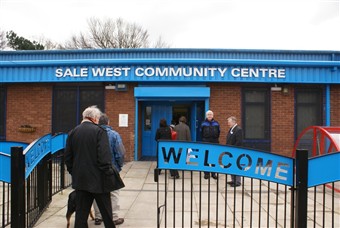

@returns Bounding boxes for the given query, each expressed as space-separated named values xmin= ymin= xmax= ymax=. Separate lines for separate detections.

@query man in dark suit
xmin=65 ymin=106 xmax=117 ymax=228
xmin=226 ymin=116 xmax=243 ymax=187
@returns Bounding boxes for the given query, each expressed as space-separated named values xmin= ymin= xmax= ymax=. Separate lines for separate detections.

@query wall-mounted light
xmin=282 ymin=85 xmax=289 ymax=95
xmin=115 ymin=83 xmax=128 ymax=91
xmin=271 ymin=84 xmax=282 ymax=92
xmin=105 ymin=84 xmax=116 ymax=90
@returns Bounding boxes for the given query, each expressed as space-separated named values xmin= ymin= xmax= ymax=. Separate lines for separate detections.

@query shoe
xmin=227 ymin=181 xmax=234 ymax=184
xmin=94 ymin=218 xmax=102 ymax=225
xmin=230 ymin=183 xmax=241 ymax=187
xmin=113 ymin=218 xmax=124 ymax=225
xmin=211 ymin=174 xmax=218 ymax=179
xmin=170 ymin=175 xmax=180 ymax=179
xmin=204 ymin=174 xmax=210 ymax=179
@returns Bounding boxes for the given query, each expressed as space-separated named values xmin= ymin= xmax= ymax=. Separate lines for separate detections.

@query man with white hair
xmin=200 ymin=110 xmax=220 ymax=179
xmin=65 ymin=106 xmax=119 ymax=228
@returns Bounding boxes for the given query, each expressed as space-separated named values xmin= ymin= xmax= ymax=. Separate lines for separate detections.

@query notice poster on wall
xmin=119 ymin=114 xmax=128 ymax=127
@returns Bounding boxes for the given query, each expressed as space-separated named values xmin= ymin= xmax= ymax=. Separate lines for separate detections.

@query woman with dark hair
xmin=155 ymin=118 xmax=172 ymax=141
xmin=155 ymin=118 xmax=180 ymax=179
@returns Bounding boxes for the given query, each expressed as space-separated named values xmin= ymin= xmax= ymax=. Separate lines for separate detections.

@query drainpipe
xmin=326 ymin=85 xmax=330 ymax=126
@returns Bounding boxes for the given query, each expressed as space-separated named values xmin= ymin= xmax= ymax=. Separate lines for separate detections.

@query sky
xmin=0 ymin=0 xmax=340 ymax=51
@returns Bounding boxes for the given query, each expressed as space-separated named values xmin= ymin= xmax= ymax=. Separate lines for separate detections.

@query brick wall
xmin=271 ymin=85 xmax=295 ymax=157
xmin=208 ymin=83 xmax=242 ymax=144
xmin=6 ymin=83 xmax=337 ymax=160
xmin=331 ymin=85 xmax=340 ymax=126
xmin=208 ymin=83 xmax=295 ymax=157
xmin=104 ymin=83 xmax=137 ymax=162
xmin=6 ymin=84 xmax=52 ymax=142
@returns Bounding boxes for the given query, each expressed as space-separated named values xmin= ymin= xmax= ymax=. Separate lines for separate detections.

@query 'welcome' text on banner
xmin=157 ymin=141 xmax=294 ymax=186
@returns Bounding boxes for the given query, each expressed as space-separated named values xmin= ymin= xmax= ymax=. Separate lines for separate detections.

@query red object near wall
xmin=292 ymin=126 xmax=340 ymax=157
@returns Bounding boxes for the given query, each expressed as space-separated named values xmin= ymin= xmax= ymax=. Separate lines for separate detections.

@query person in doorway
xmin=155 ymin=118 xmax=180 ymax=179
xmin=93 ymin=113 xmax=125 ymax=226
xmin=174 ymin=116 xmax=191 ymax=142
xmin=65 ymin=106 xmax=117 ymax=228
xmin=226 ymin=116 xmax=243 ymax=187
xmin=170 ymin=124 xmax=177 ymax=140
xmin=200 ymin=110 xmax=220 ymax=180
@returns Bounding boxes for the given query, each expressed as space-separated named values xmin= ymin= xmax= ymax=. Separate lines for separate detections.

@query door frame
xmin=134 ymin=86 xmax=210 ymax=161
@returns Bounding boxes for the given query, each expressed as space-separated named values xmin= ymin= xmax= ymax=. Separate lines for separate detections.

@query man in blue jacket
xmin=93 ymin=114 xmax=125 ymax=226
xmin=200 ymin=110 xmax=220 ymax=179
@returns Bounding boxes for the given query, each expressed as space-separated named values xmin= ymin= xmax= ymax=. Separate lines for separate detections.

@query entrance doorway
xmin=140 ymin=101 xmax=205 ymax=160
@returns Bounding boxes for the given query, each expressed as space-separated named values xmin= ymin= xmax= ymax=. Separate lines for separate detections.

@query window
xmin=295 ymin=88 xmax=323 ymax=138
xmin=52 ymin=85 xmax=104 ymax=134
xmin=242 ymin=88 xmax=271 ymax=151
xmin=0 ymin=85 xmax=5 ymax=141
xmin=144 ymin=106 xmax=152 ymax=131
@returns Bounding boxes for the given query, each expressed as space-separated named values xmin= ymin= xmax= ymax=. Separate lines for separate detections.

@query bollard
xmin=11 ymin=146 xmax=25 ymax=228
xmin=295 ymin=149 xmax=308 ymax=228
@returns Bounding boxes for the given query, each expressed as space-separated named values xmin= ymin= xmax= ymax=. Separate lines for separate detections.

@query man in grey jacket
xmin=174 ymin=116 xmax=191 ymax=141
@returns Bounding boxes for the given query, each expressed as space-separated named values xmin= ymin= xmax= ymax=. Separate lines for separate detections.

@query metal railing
xmin=0 ymin=133 xmax=70 ymax=228
xmin=155 ymin=141 xmax=340 ymax=228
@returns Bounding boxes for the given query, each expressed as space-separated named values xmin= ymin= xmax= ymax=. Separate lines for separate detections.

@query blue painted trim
xmin=2 ymin=59 xmax=340 ymax=67
xmin=0 ymin=141 xmax=29 ymax=155
xmin=134 ymin=87 xmax=210 ymax=98
xmin=51 ymin=133 xmax=68 ymax=154
xmin=0 ymin=152 xmax=11 ymax=183
xmin=24 ymin=134 xmax=52 ymax=179
xmin=0 ymin=141 xmax=29 ymax=183
xmin=325 ymin=85 xmax=331 ymax=126
xmin=308 ymin=152 xmax=340 ymax=187
xmin=134 ymin=100 xmax=139 ymax=161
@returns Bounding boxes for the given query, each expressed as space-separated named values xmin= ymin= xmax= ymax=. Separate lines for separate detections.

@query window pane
xmin=242 ymin=88 xmax=270 ymax=151
xmin=144 ymin=106 xmax=152 ymax=131
xmin=297 ymin=106 xmax=319 ymax=134
xmin=53 ymin=87 xmax=77 ymax=133
xmin=245 ymin=90 xmax=265 ymax=103
xmin=297 ymin=92 xmax=318 ymax=103
xmin=52 ymin=86 xmax=104 ymax=134
xmin=79 ymin=87 xmax=105 ymax=120
xmin=296 ymin=89 xmax=323 ymax=137
xmin=245 ymin=105 xmax=265 ymax=138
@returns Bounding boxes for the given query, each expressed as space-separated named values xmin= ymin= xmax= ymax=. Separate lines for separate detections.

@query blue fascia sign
xmin=55 ymin=66 xmax=286 ymax=80
xmin=2 ymin=58 xmax=340 ymax=83
xmin=157 ymin=141 xmax=294 ymax=186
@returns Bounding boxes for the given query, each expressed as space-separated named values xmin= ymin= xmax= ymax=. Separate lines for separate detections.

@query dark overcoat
xmin=226 ymin=125 xmax=243 ymax=146
xmin=65 ymin=121 xmax=118 ymax=193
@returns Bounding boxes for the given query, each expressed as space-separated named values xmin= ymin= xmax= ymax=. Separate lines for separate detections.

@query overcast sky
xmin=0 ymin=0 xmax=339 ymax=51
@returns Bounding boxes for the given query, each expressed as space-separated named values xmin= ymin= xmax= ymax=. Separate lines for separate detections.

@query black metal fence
xmin=0 ymin=133 xmax=70 ymax=228
xmin=0 ymin=180 xmax=10 ymax=227
xmin=307 ymin=183 xmax=340 ymax=228
xmin=155 ymin=147 xmax=340 ymax=228
xmin=156 ymin=171 xmax=295 ymax=228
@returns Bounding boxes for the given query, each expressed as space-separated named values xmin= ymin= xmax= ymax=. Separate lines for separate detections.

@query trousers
xmin=93 ymin=190 xmax=120 ymax=220
xmin=75 ymin=190 xmax=115 ymax=228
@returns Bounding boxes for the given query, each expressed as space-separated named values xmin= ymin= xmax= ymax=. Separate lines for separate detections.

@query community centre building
xmin=1 ymin=48 xmax=340 ymax=161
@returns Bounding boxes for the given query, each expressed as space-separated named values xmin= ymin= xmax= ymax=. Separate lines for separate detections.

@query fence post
xmin=11 ymin=146 xmax=25 ymax=228
xmin=294 ymin=149 xmax=308 ymax=228
xmin=61 ymin=149 xmax=65 ymax=189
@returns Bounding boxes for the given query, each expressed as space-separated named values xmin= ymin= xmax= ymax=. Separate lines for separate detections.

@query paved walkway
xmin=34 ymin=161 xmax=158 ymax=228
xmin=34 ymin=161 xmax=340 ymax=228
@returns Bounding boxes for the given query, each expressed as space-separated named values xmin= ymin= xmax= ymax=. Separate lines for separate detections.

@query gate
xmin=155 ymin=141 xmax=340 ymax=228
xmin=0 ymin=133 xmax=70 ymax=228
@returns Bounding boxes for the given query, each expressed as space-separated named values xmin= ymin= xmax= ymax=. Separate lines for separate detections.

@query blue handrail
xmin=0 ymin=133 xmax=68 ymax=183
